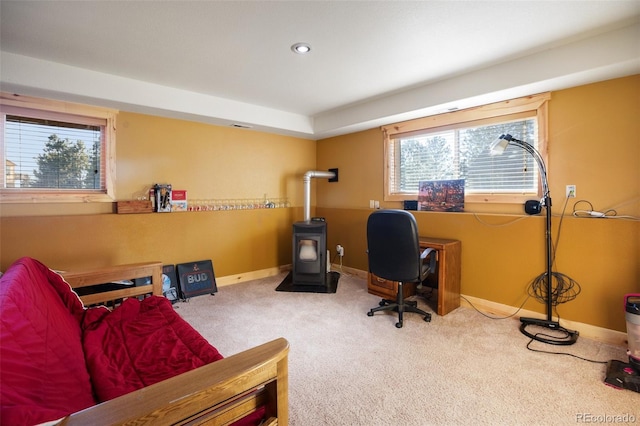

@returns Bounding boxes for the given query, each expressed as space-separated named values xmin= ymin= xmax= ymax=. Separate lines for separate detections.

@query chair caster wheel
xmin=423 ymin=314 xmax=432 ymax=322
xmin=379 ymin=300 xmax=386 ymax=306
xmin=367 ymin=311 xmax=374 ymax=317
xmin=395 ymin=322 xmax=403 ymax=328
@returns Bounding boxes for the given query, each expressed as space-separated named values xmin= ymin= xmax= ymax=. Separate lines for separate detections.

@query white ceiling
xmin=1 ymin=1 xmax=639 ymax=140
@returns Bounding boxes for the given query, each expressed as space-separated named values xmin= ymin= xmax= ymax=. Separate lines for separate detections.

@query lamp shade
xmin=489 ymin=134 xmax=510 ymax=155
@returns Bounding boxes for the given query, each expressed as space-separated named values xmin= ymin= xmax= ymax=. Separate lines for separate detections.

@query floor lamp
xmin=490 ymin=134 xmax=579 ymax=345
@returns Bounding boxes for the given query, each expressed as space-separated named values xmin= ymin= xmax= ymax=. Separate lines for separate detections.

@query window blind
xmin=389 ymin=117 xmax=538 ymax=195
xmin=4 ymin=114 xmax=104 ymax=190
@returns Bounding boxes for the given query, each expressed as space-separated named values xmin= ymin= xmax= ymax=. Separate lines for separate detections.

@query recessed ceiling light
xmin=291 ymin=42 xmax=311 ymax=54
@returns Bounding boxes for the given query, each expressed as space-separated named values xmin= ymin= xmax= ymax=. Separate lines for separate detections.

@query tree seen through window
xmin=4 ymin=116 xmax=101 ymax=190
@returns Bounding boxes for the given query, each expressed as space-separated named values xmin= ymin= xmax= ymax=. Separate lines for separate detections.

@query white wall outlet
xmin=369 ymin=200 xmax=375 ymax=209
xmin=566 ymin=185 xmax=576 ymax=198
xmin=336 ymin=244 xmax=344 ymax=257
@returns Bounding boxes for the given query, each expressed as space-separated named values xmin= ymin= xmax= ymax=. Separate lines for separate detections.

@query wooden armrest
xmin=59 ymin=337 xmax=290 ymax=426
xmin=61 ymin=261 xmax=163 ymax=306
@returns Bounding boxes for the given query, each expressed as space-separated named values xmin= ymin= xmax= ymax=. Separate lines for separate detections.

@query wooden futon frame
xmin=59 ymin=262 xmax=289 ymax=426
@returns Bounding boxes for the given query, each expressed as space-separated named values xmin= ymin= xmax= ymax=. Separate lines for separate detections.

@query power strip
xmin=573 ymin=210 xmax=606 ymax=218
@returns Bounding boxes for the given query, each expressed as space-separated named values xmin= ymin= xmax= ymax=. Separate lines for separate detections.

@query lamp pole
xmin=491 ymin=134 xmax=578 ymax=345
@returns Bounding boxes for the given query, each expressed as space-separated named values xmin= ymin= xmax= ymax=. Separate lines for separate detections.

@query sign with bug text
xmin=176 ymin=260 xmax=217 ymax=299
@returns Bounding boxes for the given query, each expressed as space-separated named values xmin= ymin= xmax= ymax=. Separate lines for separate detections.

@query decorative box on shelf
xmin=153 ymin=184 xmax=172 ymax=212
xmin=116 ymin=200 xmax=154 ymax=214
xmin=171 ymin=190 xmax=188 ymax=212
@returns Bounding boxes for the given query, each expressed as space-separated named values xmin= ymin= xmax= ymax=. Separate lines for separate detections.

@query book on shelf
xmin=171 ymin=189 xmax=188 ymax=212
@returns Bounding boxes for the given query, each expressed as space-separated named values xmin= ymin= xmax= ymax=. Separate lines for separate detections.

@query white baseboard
xmin=217 ymin=265 xmax=627 ymax=347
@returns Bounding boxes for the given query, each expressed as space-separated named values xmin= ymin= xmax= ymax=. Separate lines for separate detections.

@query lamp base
xmin=519 ymin=317 xmax=579 ymax=346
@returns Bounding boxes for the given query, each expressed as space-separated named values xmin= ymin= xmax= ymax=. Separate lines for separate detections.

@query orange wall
xmin=0 ymin=112 xmax=316 ymax=274
xmin=1 ymin=76 xmax=638 ymax=332
xmin=316 ymin=75 xmax=640 ymax=332
xmin=0 ymin=208 xmax=301 ymax=276
xmin=115 ymin=113 xmax=316 ymax=206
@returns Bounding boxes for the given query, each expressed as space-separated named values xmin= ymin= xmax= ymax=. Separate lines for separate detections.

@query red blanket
xmin=82 ymin=295 xmax=223 ymax=401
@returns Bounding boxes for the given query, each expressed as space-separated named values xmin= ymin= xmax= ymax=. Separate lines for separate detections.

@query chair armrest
xmin=419 ymin=248 xmax=437 ymax=282
xmin=420 ymin=247 xmax=436 ymax=261
xmin=58 ymin=337 xmax=290 ymax=426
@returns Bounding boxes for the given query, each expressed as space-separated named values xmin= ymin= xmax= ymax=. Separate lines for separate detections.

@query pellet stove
xmin=292 ymin=219 xmax=327 ymax=286
xmin=291 ymin=170 xmax=337 ymax=286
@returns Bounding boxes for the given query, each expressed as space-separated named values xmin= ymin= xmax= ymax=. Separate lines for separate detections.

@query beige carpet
xmin=176 ymin=271 xmax=639 ymax=425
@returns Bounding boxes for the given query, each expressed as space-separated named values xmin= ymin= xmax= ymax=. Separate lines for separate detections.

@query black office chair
xmin=366 ymin=209 xmax=437 ymax=328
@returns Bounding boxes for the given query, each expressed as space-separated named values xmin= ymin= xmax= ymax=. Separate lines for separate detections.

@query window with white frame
xmin=0 ymin=93 xmax=117 ymax=203
xmin=383 ymin=93 xmax=550 ymax=204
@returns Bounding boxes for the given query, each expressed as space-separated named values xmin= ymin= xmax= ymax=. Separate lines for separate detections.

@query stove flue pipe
xmin=303 ymin=170 xmax=336 ymax=222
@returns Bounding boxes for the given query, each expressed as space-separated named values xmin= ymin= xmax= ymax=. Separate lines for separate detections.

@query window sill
xmin=385 ymin=193 xmax=540 ymax=204
xmin=0 ymin=191 xmax=114 ymax=204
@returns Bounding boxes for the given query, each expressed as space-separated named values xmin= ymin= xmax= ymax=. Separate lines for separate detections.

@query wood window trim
xmin=382 ymin=93 xmax=550 ymax=204
xmin=0 ymin=92 xmax=117 ymax=203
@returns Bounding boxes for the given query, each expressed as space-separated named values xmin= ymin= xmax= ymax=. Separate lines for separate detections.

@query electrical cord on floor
xmin=525 ymin=335 xmax=609 ymax=364
xmin=523 ymin=307 xmax=609 ymax=364
xmin=463 ymin=282 xmax=607 ymax=363
xmin=329 ymin=251 xmax=343 ymax=274
xmin=463 ymin=296 xmax=611 ymax=364
xmin=460 ymin=294 xmax=531 ymax=320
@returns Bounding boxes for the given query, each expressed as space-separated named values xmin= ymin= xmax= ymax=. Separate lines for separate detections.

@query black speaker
xmin=403 ymin=200 xmax=418 ymax=211
xmin=524 ymin=200 xmax=542 ymax=215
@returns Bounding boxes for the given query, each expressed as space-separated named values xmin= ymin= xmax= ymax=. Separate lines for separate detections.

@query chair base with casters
xmin=367 ymin=281 xmax=432 ymax=328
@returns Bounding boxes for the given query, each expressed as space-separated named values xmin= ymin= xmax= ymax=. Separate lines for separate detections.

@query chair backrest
xmin=367 ymin=209 xmax=421 ymax=283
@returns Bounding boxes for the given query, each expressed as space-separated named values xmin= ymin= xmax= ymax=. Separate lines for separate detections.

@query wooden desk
xmin=367 ymin=237 xmax=461 ymax=316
